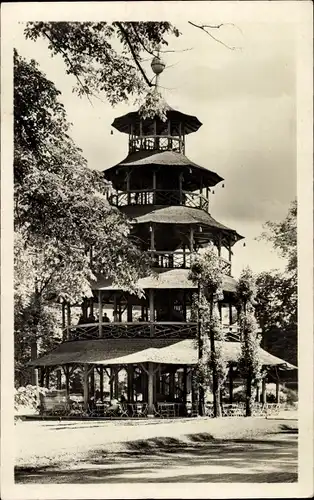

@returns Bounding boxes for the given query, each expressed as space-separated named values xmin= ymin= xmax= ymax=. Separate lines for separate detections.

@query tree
xmin=255 ymin=200 xmax=297 ymax=366
xmin=189 ymin=246 xmax=226 ymax=417
xmin=23 ymin=22 xmax=241 ymax=116
xmin=236 ymin=267 xmax=262 ymax=417
xmin=14 ymin=51 xmax=150 ymax=384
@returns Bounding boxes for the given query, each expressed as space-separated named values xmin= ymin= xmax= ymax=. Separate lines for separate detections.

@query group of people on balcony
xmin=78 ymin=312 xmax=111 ymax=325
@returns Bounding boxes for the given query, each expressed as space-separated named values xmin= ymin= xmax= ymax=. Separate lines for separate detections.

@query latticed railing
xmin=147 ymin=251 xmax=231 ymax=276
xmin=66 ymin=322 xmax=240 ymax=341
xmin=110 ymin=189 xmax=209 ymax=212
xmin=129 ymin=136 xmax=184 ymax=154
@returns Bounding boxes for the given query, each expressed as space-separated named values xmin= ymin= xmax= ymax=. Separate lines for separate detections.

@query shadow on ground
xmin=15 ymin=426 xmax=297 ymax=484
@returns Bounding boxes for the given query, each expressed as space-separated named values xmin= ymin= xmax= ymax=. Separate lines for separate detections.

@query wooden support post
xmin=218 ymin=233 xmax=222 ymax=257
xmin=229 ymin=302 xmax=233 ymax=327
xmin=152 ymin=170 xmax=156 ymax=204
xmin=109 ymin=368 xmax=114 ymax=399
xmin=229 ymin=366 xmax=233 ymax=404
xmin=179 ymin=171 xmax=183 ymax=204
xmin=127 ymin=300 xmax=133 ymax=322
xmin=189 ymin=226 xmax=194 ymax=253
xmin=45 ymin=368 xmax=50 ymax=389
xmin=183 ymin=366 xmax=188 ymax=403
xmin=256 ymin=383 xmax=260 ymax=403
xmin=98 ymin=290 xmax=103 ymax=337
xmin=126 ymin=171 xmax=131 ymax=204
xmin=114 ymin=367 xmax=119 ymax=397
xmin=275 ymin=379 xmax=280 ymax=403
xmin=40 ymin=367 xmax=45 ymax=387
xmin=57 ymin=369 xmax=62 ymax=390
xmin=150 ymin=224 xmax=155 ymax=251
xmin=99 ymin=366 xmax=104 ymax=400
xmin=83 ymin=364 xmax=89 ymax=410
xmin=90 ymin=367 xmax=95 ymax=396
xmin=169 ymin=370 xmax=175 ymax=400
xmin=262 ymin=378 xmax=267 ymax=404
xmin=113 ymin=294 xmax=118 ymax=322
xmin=149 ymin=289 xmax=155 ymax=337
xmin=127 ymin=366 xmax=134 ymax=402
xmin=147 ymin=362 xmax=154 ymax=416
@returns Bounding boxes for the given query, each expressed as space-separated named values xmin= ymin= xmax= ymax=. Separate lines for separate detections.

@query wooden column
xmin=113 ymin=294 xmax=118 ymax=322
xmin=229 ymin=302 xmax=233 ymax=327
xmin=256 ymin=383 xmax=260 ymax=403
xmin=262 ymin=378 xmax=267 ymax=404
xmin=183 ymin=366 xmax=188 ymax=403
xmin=275 ymin=379 xmax=280 ymax=403
xmin=114 ymin=367 xmax=119 ymax=397
xmin=57 ymin=369 xmax=62 ymax=390
xmin=127 ymin=300 xmax=133 ymax=322
xmin=98 ymin=290 xmax=103 ymax=337
xmin=149 ymin=289 xmax=155 ymax=337
xmin=179 ymin=171 xmax=183 ymax=204
xmin=99 ymin=366 xmax=104 ymax=400
xmin=169 ymin=370 xmax=175 ymax=400
xmin=40 ymin=368 xmax=45 ymax=387
xmin=90 ymin=367 xmax=95 ymax=396
xmin=83 ymin=365 xmax=89 ymax=409
xmin=229 ymin=366 xmax=233 ymax=403
xmin=126 ymin=171 xmax=131 ymax=204
xmin=150 ymin=224 xmax=155 ymax=251
xmin=127 ymin=366 xmax=134 ymax=402
xmin=45 ymin=368 xmax=50 ymax=389
xmin=217 ymin=233 xmax=222 ymax=257
xmin=109 ymin=368 xmax=114 ymax=399
xmin=189 ymin=226 xmax=194 ymax=253
xmin=152 ymin=170 xmax=156 ymax=204
xmin=147 ymin=362 xmax=154 ymax=416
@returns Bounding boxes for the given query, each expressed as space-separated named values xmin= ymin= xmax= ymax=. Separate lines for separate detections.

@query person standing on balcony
xmin=102 ymin=312 xmax=110 ymax=323
xmin=88 ymin=312 xmax=96 ymax=323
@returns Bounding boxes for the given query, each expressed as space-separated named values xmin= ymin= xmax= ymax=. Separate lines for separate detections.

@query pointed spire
xmin=151 ymin=46 xmax=165 ymax=90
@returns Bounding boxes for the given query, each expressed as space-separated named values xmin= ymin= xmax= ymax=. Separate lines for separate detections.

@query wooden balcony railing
xmin=67 ymin=321 xmax=198 ymax=341
xmin=148 ymin=251 xmax=232 ymax=276
xmin=110 ymin=189 xmax=209 ymax=212
xmin=66 ymin=322 xmax=240 ymax=342
xmin=129 ymin=135 xmax=185 ymax=154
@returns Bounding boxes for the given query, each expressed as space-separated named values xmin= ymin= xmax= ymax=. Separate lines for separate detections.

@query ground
xmin=15 ymin=413 xmax=298 ymax=484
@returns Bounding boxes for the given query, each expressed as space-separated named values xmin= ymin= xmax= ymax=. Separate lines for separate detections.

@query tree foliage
xmin=189 ymin=246 xmax=226 ymax=416
xmin=255 ymin=200 xmax=297 ymax=365
xmin=14 ymin=51 xmax=150 ymax=383
xmin=24 ymin=22 xmax=180 ymax=106
xmin=237 ymin=267 xmax=262 ymax=416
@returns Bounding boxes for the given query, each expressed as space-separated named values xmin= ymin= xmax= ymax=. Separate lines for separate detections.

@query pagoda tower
xmin=32 ymin=55 xmax=246 ymax=416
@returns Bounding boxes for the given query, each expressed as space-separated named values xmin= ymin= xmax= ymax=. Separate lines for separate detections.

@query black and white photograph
xmin=1 ymin=1 xmax=313 ymax=498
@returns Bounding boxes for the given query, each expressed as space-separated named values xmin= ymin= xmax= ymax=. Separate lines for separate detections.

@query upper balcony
xmin=65 ymin=321 xmax=241 ymax=342
xmin=129 ymin=135 xmax=185 ymax=154
xmin=110 ymin=188 xmax=209 ymax=212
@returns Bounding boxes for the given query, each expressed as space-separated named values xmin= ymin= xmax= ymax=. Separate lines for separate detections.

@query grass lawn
xmin=15 ymin=416 xmax=298 ymax=484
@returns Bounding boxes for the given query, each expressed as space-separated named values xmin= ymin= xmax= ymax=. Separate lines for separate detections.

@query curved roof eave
xmin=103 ymin=150 xmax=224 ymax=187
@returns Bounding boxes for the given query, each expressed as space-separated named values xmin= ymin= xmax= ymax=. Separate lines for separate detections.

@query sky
xmin=12 ymin=20 xmax=296 ymax=277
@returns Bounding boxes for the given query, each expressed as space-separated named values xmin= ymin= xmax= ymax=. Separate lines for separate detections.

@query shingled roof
xmin=111 ymin=106 xmax=202 ymax=135
xmin=29 ymin=338 xmax=297 ymax=370
xmin=120 ymin=205 xmax=243 ymax=242
xmin=92 ymin=269 xmax=237 ymax=293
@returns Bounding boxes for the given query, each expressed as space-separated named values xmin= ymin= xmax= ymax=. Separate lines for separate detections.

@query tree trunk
xmin=30 ymin=341 xmax=38 ymax=385
xmin=197 ymin=284 xmax=204 ymax=416
xmin=246 ymin=373 xmax=252 ymax=416
xmin=209 ymin=298 xmax=221 ymax=417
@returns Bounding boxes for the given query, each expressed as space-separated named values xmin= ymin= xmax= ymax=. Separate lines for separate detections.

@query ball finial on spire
xmin=151 ymin=51 xmax=165 ymax=76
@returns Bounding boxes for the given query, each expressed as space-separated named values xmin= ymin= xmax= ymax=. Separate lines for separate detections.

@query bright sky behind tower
xmin=12 ymin=18 xmax=296 ymax=277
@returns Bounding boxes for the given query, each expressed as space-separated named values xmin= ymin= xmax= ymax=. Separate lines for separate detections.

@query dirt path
xmin=15 ymin=417 xmax=297 ymax=483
